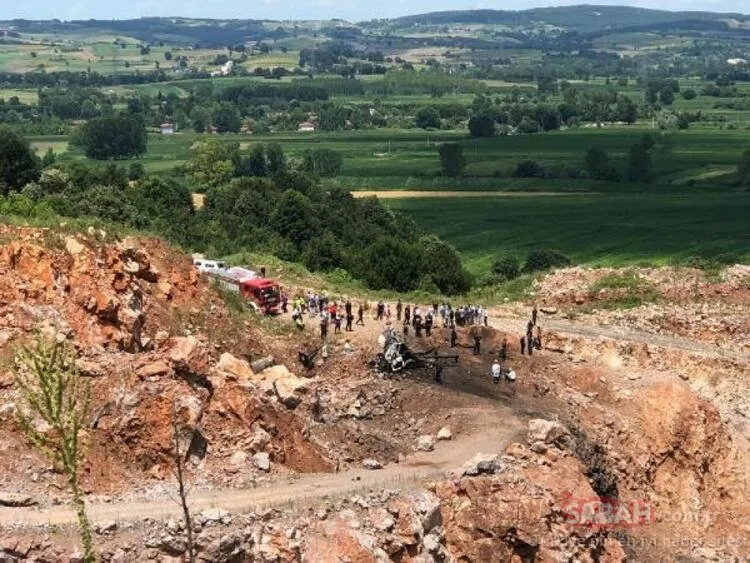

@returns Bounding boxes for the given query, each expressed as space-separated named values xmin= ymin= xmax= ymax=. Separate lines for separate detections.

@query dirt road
xmin=487 ymin=315 xmax=749 ymax=363
xmin=351 ymin=190 xmax=584 ymax=199
xmin=0 ymin=406 xmax=523 ymax=527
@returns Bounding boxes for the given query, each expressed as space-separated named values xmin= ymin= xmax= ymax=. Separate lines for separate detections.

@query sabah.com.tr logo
xmin=561 ymin=493 xmax=654 ymax=528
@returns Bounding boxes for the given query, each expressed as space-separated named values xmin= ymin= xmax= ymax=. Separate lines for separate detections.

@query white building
xmin=298 ymin=121 xmax=316 ymax=132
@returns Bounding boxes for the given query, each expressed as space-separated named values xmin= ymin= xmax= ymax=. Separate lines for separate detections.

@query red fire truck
xmin=239 ymin=277 xmax=281 ymax=314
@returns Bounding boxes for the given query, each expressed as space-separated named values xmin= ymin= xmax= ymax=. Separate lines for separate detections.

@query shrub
xmin=523 ymin=249 xmax=571 ymax=273
xmin=491 ymin=256 xmax=521 ymax=281
xmin=514 ymin=160 xmax=545 ymax=178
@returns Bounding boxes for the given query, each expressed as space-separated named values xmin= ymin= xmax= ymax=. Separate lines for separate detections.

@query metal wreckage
xmin=373 ymin=328 xmax=458 ymax=380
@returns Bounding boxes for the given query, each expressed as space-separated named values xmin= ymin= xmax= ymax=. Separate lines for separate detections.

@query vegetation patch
xmin=587 ymin=272 xmax=661 ymax=310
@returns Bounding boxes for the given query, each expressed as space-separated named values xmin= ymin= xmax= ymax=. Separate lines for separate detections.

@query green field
xmin=45 ymin=126 xmax=750 ymax=191
xmin=386 ymin=193 xmax=750 ymax=274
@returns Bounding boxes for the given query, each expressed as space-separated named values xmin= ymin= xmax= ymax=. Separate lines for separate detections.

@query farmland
xmin=387 ymin=193 xmax=750 ymax=274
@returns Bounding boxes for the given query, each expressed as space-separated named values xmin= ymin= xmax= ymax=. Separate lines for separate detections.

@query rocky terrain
xmin=0 ymin=227 xmax=748 ymax=561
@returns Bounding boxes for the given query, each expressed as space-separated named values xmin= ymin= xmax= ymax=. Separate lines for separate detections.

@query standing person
xmin=356 ymin=303 xmax=364 ymax=326
xmin=334 ymin=315 xmax=342 ymax=334
xmin=532 ymin=304 xmax=538 ymax=326
xmin=483 ymin=308 xmax=488 ymax=327
xmin=535 ymin=326 xmax=542 ymax=350
xmin=403 ymin=319 xmax=410 ymax=337
xmin=386 ymin=304 xmax=392 ymax=322
xmin=281 ymin=292 xmax=288 ymax=314
xmin=500 ymin=337 xmax=508 ymax=362
xmin=320 ymin=315 xmax=328 ymax=339
xmin=520 ymin=336 xmax=526 ymax=356
xmin=345 ymin=299 xmax=352 ymax=319
xmin=450 ymin=327 xmax=458 ymax=348
xmin=396 ymin=299 xmax=403 ymax=321
xmin=404 ymin=305 xmax=411 ymax=325
xmin=432 ymin=302 xmax=438 ymax=316
xmin=491 ymin=359 xmax=502 ymax=384
xmin=425 ymin=312 xmax=433 ymax=336
xmin=435 ymin=364 xmax=443 ymax=384
xmin=377 ymin=301 xmax=385 ymax=321
xmin=415 ymin=318 xmax=423 ymax=337
xmin=346 ymin=311 xmax=353 ymax=332
xmin=449 ymin=308 xmax=455 ymax=327
xmin=526 ymin=320 xmax=534 ymax=347
xmin=260 ymin=266 xmax=266 ymax=278
xmin=473 ymin=333 xmax=482 ymax=355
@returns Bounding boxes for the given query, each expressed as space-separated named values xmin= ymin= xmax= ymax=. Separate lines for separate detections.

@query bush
xmin=682 ymin=89 xmax=697 ymax=100
xmin=491 ymin=256 xmax=521 ymax=281
xmin=514 ymin=160 xmax=545 ymax=178
xmin=523 ymin=249 xmax=571 ymax=273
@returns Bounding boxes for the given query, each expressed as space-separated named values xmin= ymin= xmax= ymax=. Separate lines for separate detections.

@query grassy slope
xmin=386 ymin=193 xmax=750 ymax=274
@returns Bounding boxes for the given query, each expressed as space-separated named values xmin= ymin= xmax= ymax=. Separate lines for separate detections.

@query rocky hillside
xmin=0 ymin=226 xmax=748 ymax=562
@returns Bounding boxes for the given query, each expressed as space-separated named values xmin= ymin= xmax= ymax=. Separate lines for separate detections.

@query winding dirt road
xmin=0 ymin=406 xmax=523 ymax=528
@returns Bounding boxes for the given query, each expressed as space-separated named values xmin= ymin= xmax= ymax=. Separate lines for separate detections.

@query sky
xmin=1 ymin=0 xmax=748 ymax=23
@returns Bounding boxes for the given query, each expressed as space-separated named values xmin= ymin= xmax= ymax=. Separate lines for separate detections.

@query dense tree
xmin=438 ymin=143 xmax=465 ymax=177
xmin=270 ymin=190 xmax=320 ymax=249
xmin=626 ymin=137 xmax=653 ymax=183
xmin=491 ymin=256 xmax=521 ymax=281
xmin=187 ymin=138 xmax=238 ymax=189
xmin=266 ymin=143 xmax=286 ymax=175
xmin=659 ymin=87 xmax=675 ymax=106
xmin=302 ymin=232 xmax=344 ymax=272
xmin=82 ymin=115 xmax=146 ymax=160
xmin=302 ymin=149 xmax=343 ymax=177
xmin=212 ymin=102 xmax=241 ymax=133
xmin=357 ymin=236 xmax=421 ymax=292
xmin=415 ymin=106 xmax=440 ymax=129
xmin=585 ymin=147 xmax=616 ymax=180
xmin=418 ymin=235 xmax=471 ymax=295
xmin=682 ymin=88 xmax=697 ymax=100
xmin=468 ymin=114 xmax=495 ymax=137
xmin=0 ymin=127 xmax=40 ymax=192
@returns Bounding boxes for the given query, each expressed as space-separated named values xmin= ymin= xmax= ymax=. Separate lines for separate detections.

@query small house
xmin=298 ymin=121 xmax=315 ymax=132
xmin=159 ymin=123 xmax=175 ymax=135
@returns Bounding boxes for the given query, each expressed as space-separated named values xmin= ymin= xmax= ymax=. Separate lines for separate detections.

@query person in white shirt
xmin=491 ymin=360 xmax=502 ymax=384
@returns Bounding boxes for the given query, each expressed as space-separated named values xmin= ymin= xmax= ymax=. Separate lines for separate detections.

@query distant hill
xmin=387 ymin=5 xmax=749 ymax=33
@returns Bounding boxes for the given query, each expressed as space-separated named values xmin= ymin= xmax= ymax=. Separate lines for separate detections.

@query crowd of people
xmin=284 ymin=292 xmax=492 ymax=342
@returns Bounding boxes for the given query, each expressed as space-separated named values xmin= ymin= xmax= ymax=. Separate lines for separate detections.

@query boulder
xmin=416 ymin=435 xmax=436 ymax=452
xmin=271 ymin=371 xmax=310 ymax=409
xmin=461 ymin=453 xmax=502 ymax=476
xmin=169 ymin=336 xmax=199 ymax=364
xmin=436 ymin=427 xmax=452 ymax=441
xmin=136 ymin=361 xmax=171 ymax=380
xmin=250 ymin=356 xmax=275 ymax=373
xmin=527 ymin=419 xmax=568 ymax=445
xmin=253 ymin=452 xmax=271 ymax=472
xmin=199 ymin=508 xmax=228 ymax=525
xmin=216 ymin=353 xmax=253 ymax=380
xmin=409 ymin=492 xmax=442 ymax=533
xmin=362 ymin=459 xmax=383 ymax=470
xmin=65 ymin=237 xmax=86 ymax=256
xmin=230 ymin=451 xmax=248 ymax=466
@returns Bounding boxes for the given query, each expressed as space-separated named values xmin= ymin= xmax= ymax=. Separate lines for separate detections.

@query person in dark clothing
xmin=449 ymin=309 xmax=455 ymax=326
xmin=346 ymin=313 xmax=353 ymax=332
xmin=432 ymin=302 xmax=438 ymax=315
xmin=532 ymin=305 xmax=538 ymax=326
xmin=535 ymin=326 xmax=542 ymax=350
xmin=527 ymin=319 xmax=534 ymax=336
xmin=376 ymin=301 xmax=384 ymax=321
xmin=260 ymin=266 xmax=266 ymax=278
xmin=472 ymin=334 xmax=481 ymax=355
xmin=345 ymin=300 xmax=352 ymax=317
xmin=404 ymin=305 xmax=411 ymax=325
xmin=396 ymin=299 xmax=402 ymax=321
xmin=424 ymin=313 xmax=433 ymax=336
xmin=435 ymin=364 xmax=443 ymax=384
xmin=281 ymin=293 xmax=288 ymax=314
xmin=334 ymin=315 xmax=342 ymax=334
xmin=528 ymin=336 xmax=533 ymax=356
xmin=450 ymin=327 xmax=458 ymax=348
xmin=356 ymin=304 xmax=364 ymax=326
xmin=415 ymin=319 xmax=423 ymax=337
xmin=500 ymin=337 xmax=508 ymax=362
xmin=520 ymin=336 xmax=526 ymax=355
xmin=320 ymin=316 xmax=328 ymax=339
xmin=403 ymin=320 xmax=409 ymax=337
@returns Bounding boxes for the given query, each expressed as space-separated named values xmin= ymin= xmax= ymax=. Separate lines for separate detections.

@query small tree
xmin=415 ymin=106 xmax=440 ymax=129
xmin=171 ymin=401 xmax=196 ymax=563
xmin=13 ymin=335 xmax=93 ymax=562
xmin=438 ymin=143 xmax=466 ymax=177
